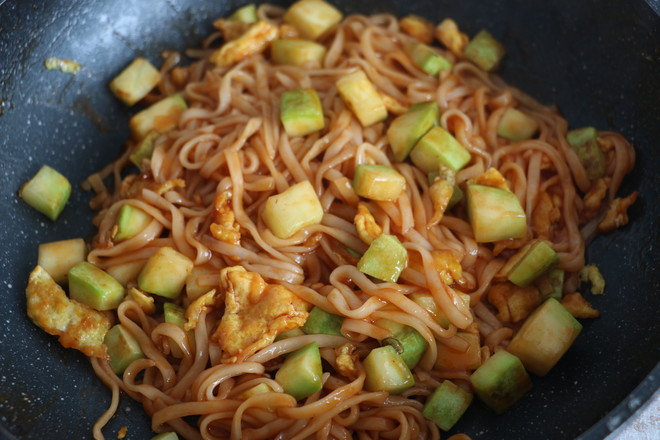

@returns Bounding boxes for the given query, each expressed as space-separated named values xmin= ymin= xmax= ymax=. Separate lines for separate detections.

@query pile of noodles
xmin=82 ymin=4 xmax=635 ymax=440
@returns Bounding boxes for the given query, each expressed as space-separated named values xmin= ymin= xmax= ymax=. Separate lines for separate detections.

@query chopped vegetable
xmin=129 ymin=131 xmax=159 ymax=170
xmin=357 ymin=234 xmax=408 ymax=283
xmin=353 ymin=164 xmax=406 ymax=201
xmin=19 ymin=165 xmax=71 ymax=221
xmin=469 ymin=350 xmax=532 ymax=414
xmin=435 ymin=19 xmax=468 ymax=56
xmin=280 ymin=88 xmax=325 ymax=136
xmin=423 ymin=380 xmax=473 ymax=431
xmin=336 ymin=70 xmax=388 ymax=127
xmin=228 ymin=3 xmax=257 ymax=23
xmin=464 ymin=30 xmax=505 ymax=71
xmin=497 ymin=108 xmax=539 ymax=142
xmin=130 ymin=93 xmax=187 ymax=140
xmin=435 ymin=332 xmax=481 ymax=370
xmin=501 ymin=239 xmax=559 ymax=287
xmin=364 ymin=345 xmax=415 ymax=394
xmin=68 ymin=262 xmax=126 ymax=311
xmin=104 ymin=324 xmax=145 ymax=375
xmin=26 ymin=266 xmax=111 ymax=359
xmin=283 ymin=0 xmax=343 ymax=40
xmin=276 ymin=342 xmax=323 ymax=400
xmin=566 ymin=127 xmax=605 ymax=181
xmin=114 ymin=205 xmax=152 ymax=242
xmin=109 ymin=58 xmax=162 ymax=106
xmin=106 ymin=261 xmax=146 ymax=288
xmin=262 ymin=180 xmax=324 ymax=239
xmin=271 ymin=39 xmax=327 ymax=66
xmin=185 ymin=266 xmax=218 ymax=301
xmin=410 ymin=125 xmax=471 ymax=173
xmin=387 ymin=101 xmax=439 ymax=161
xmin=465 ymin=184 xmax=527 ymax=242
xmin=302 ymin=306 xmax=344 ymax=336
xmin=405 ymin=42 xmax=452 ymax=76
xmin=138 ymin=246 xmax=194 ymax=298
xmin=38 ymin=238 xmax=87 ymax=285
xmin=377 ymin=319 xmax=428 ymax=369
xmin=506 ymin=298 xmax=582 ymax=376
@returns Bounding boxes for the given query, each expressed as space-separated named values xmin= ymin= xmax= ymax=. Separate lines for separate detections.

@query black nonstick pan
xmin=0 ymin=0 xmax=658 ymax=439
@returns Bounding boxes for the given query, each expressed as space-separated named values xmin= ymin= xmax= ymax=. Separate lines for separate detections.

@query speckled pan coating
xmin=0 ymin=1 xmax=658 ymax=439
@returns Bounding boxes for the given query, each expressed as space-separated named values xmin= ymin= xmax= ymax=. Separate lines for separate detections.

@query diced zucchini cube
xmin=353 ymin=164 xmax=406 ymax=201
xmin=114 ymin=204 xmax=153 ymax=242
xmin=68 ymin=262 xmax=125 ymax=311
xmin=497 ymin=108 xmax=539 ymax=142
xmin=411 ymin=292 xmax=470 ymax=329
xmin=399 ymin=15 xmax=434 ymax=44
xmin=464 ymin=30 xmax=505 ymax=71
xmin=271 ymin=39 xmax=327 ymax=67
xmin=405 ymin=42 xmax=452 ymax=75
xmin=302 ymin=306 xmax=344 ymax=336
xmin=130 ymin=93 xmax=187 ymax=140
xmin=435 ymin=332 xmax=481 ymax=370
xmin=506 ymin=298 xmax=582 ymax=376
xmin=357 ymin=234 xmax=407 ymax=283
xmin=262 ymin=180 xmax=324 ymax=239
xmin=566 ymin=127 xmax=606 ymax=181
xmin=138 ymin=246 xmax=194 ymax=298
xmin=410 ymin=126 xmax=471 ymax=173
xmin=387 ymin=101 xmax=439 ymax=161
xmin=129 ymin=131 xmax=159 ymax=170
xmin=106 ymin=260 xmax=146 ymax=287
xmin=164 ymin=302 xmax=186 ymax=327
xmin=423 ymin=380 xmax=473 ymax=431
xmin=109 ymin=57 xmax=162 ymax=106
xmin=276 ymin=342 xmax=323 ymax=400
xmin=19 ymin=165 xmax=71 ymax=221
xmin=237 ymin=383 xmax=274 ymax=400
xmin=504 ymin=240 xmax=559 ymax=287
xmin=280 ymin=88 xmax=325 ymax=136
xmin=543 ymin=268 xmax=565 ymax=300
xmin=336 ymin=70 xmax=388 ymax=127
xmin=283 ymin=0 xmax=343 ymax=40
xmin=377 ymin=319 xmax=428 ymax=369
xmin=469 ymin=350 xmax=532 ymax=414
xmin=465 ymin=184 xmax=527 ymax=242
xmin=364 ymin=345 xmax=415 ymax=394
xmin=38 ymin=238 xmax=87 ymax=284
xmin=275 ymin=327 xmax=306 ymax=341
xmin=104 ymin=324 xmax=145 ymax=375
xmin=229 ymin=3 xmax=257 ymax=23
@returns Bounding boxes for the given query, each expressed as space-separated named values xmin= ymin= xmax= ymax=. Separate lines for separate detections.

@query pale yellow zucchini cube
xmin=38 ymin=238 xmax=87 ymax=284
xmin=109 ymin=58 xmax=162 ymax=106
xmin=336 ymin=70 xmax=387 ymax=127
xmin=271 ymin=39 xmax=327 ymax=67
xmin=106 ymin=260 xmax=147 ymax=287
xmin=284 ymin=0 xmax=343 ymax=40
xmin=137 ymin=246 xmax=194 ymax=298
xmin=130 ymin=93 xmax=187 ymax=140
xmin=262 ymin=180 xmax=324 ymax=239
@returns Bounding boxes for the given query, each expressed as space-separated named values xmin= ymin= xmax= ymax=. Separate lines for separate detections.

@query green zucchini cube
xmin=19 ymin=165 xmax=71 ymax=221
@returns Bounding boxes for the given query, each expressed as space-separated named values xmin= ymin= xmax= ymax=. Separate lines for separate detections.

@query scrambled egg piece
xmin=408 ymin=249 xmax=463 ymax=286
xmin=184 ymin=289 xmax=219 ymax=331
xmin=210 ymin=21 xmax=279 ymax=67
xmin=210 ymin=191 xmax=241 ymax=246
xmin=488 ymin=282 xmax=541 ymax=323
xmin=562 ymin=292 xmax=600 ymax=319
xmin=213 ymin=18 xmax=251 ymax=42
xmin=380 ymin=93 xmax=408 ymax=116
xmin=435 ymin=19 xmax=468 ymax=56
xmin=212 ymin=266 xmax=309 ymax=363
xmin=532 ymin=191 xmax=561 ymax=239
xmin=579 ymin=264 xmax=605 ymax=295
xmin=581 ymin=178 xmax=610 ymax=222
xmin=598 ymin=192 xmax=638 ymax=233
xmin=335 ymin=343 xmax=360 ymax=379
xmin=127 ymin=287 xmax=155 ymax=315
xmin=26 ymin=266 xmax=111 ymax=358
xmin=468 ymin=168 xmax=510 ymax=191
xmin=428 ymin=177 xmax=454 ymax=227
xmin=354 ymin=202 xmax=382 ymax=245
xmin=44 ymin=57 xmax=81 ymax=74
xmin=120 ymin=175 xmax=185 ymax=199
xmin=399 ymin=15 xmax=434 ymax=44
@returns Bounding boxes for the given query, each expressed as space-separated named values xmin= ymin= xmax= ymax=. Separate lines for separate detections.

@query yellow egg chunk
xmin=262 ymin=180 xmax=324 ymax=239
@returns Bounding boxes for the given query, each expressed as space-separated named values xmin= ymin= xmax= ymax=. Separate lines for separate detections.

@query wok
xmin=0 ymin=0 xmax=658 ymax=438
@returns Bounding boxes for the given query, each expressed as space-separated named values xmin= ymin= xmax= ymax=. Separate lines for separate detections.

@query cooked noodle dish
xmin=19 ymin=1 xmax=638 ymax=439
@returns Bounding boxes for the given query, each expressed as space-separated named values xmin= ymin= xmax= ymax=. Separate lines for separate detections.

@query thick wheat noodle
xmin=78 ymin=5 xmax=638 ymax=440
